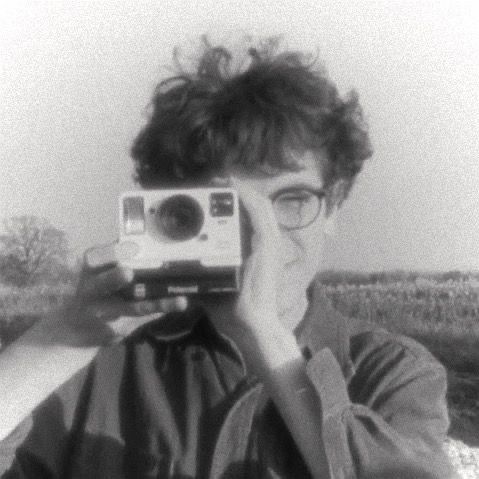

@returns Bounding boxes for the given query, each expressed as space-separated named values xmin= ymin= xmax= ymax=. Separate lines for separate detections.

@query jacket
xmin=0 ymin=280 xmax=455 ymax=478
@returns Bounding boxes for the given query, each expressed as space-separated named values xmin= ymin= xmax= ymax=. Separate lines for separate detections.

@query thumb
xmin=107 ymin=311 xmax=166 ymax=339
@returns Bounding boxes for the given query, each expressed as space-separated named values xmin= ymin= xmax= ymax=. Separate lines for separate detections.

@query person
xmin=0 ymin=37 xmax=455 ymax=478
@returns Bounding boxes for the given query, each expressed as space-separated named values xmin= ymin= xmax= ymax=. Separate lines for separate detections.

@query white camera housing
xmin=119 ymin=187 xmax=242 ymax=298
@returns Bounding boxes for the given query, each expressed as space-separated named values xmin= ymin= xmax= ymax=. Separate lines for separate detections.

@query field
xmin=0 ymin=284 xmax=74 ymax=346
xmin=1 ymin=274 xmax=479 ymax=447
xmin=319 ymin=273 xmax=479 ymax=447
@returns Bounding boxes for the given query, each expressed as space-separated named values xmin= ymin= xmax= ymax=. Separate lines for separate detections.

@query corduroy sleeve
xmin=305 ymin=332 xmax=457 ymax=479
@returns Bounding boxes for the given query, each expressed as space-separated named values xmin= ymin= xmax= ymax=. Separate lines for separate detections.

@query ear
xmin=322 ymin=180 xmax=346 ymax=236
xmin=323 ymin=205 xmax=338 ymax=236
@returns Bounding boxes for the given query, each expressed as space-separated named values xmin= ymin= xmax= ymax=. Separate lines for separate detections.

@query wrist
xmin=238 ymin=315 xmax=301 ymax=372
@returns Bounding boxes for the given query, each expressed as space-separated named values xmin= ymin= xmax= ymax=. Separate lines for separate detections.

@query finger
xmin=241 ymin=246 xmax=274 ymax=286
xmin=158 ymin=296 xmax=189 ymax=313
xmin=80 ymin=265 xmax=134 ymax=298
xmin=131 ymin=296 xmax=188 ymax=316
xmin=83 ymin=241 xmax=139 ymax=272
xmin=85 ymin=294 xmax=188 ymax=326
xmin=83 ymin=242 xmax=117 ymax=271
xmin=87 ymin=296 xmax=189 ymax=338
xmin=107 ymin=312 xmax=167 ymax=340
xmin=230 ymin=178 xmax=279 ymax=240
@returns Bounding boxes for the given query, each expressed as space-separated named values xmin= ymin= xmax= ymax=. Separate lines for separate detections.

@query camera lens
xmin=156 ymin=195 xmax=204 ymax=241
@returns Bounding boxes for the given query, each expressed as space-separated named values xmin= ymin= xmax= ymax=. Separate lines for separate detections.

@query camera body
xmin=119 ymin=187 xmax=242 ymax=299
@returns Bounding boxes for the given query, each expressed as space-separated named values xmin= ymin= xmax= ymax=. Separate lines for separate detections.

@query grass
xmin=0 ymin=284 xmax=73 ymax=345
xmin=1 ymin=275 xmax=478 ymax=445
xmin=319 ymin=277 xmax=479 ymax=446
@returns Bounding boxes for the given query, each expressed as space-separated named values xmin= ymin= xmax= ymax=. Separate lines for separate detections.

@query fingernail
xmin=120 ymin=267 xmax=134 ymax=283
xmin=84 ymin=242 xmax=119 ymax=269
xmin=160 ymin=296 xmax=188 ymax=313
xmin=175 ymin=296 xmax=188 ymax=311
xmin=84 ymin=248 xmax=103 ymax=268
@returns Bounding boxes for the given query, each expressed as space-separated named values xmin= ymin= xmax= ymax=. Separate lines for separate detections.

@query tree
xmin=0 ymin=216 xmax=70 ymax=287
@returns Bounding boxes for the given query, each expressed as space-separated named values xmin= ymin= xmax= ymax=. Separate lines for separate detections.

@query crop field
xmin=319 ymin=274 xmax=479 ymax=447
xmin=1 ymin=274 xmax=478 ymax=447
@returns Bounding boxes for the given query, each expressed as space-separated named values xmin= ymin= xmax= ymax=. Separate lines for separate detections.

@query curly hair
xmin=131 ymin=37 xmax=373 ymax=204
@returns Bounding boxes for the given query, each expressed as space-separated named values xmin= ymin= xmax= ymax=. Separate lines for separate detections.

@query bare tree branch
xmin=0 ymin=216 xmax=70 ymax=287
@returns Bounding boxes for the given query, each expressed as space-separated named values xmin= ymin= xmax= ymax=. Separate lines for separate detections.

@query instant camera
xmin=119 ymin=188 xmax=242 ymax=299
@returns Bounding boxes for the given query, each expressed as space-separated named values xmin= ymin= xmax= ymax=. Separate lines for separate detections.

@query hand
xmin=201 ymin=178 xmax=295 ymax=370
xmin=52 ymin=241 xmax=188 ymax=347
xmin=231 ymin=178 xmax=282 ymax=330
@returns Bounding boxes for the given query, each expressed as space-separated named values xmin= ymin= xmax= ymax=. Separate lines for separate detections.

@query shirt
xmin=0 ymin=279 xmax=456 ymax=478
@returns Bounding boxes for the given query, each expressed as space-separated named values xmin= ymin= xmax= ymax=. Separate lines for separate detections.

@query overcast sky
xmin=1 ymin=0 xmax=478 ymax=271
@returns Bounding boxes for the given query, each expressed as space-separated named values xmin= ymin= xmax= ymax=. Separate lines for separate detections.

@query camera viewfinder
xmin=210 ymin=192 xmax=234 ymax=217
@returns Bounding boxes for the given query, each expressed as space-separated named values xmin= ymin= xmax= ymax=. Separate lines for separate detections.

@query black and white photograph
xmin=0 ymin=1 xmax=478 ymax=477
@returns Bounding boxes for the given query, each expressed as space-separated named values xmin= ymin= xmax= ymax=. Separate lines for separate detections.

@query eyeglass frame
xmin=269 ymin=186 xmax=327 ymax=231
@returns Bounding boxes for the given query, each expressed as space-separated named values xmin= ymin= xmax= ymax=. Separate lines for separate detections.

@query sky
xmin=1 ymin=0 xmax=478 ymax=271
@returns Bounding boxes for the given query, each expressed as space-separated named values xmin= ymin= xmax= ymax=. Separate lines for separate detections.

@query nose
xmin=279 ymin=229 xmax=302 ymax=266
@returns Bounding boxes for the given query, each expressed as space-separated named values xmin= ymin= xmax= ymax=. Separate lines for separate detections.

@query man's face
xmin=230 ymin=150 xmax=335 ymax=323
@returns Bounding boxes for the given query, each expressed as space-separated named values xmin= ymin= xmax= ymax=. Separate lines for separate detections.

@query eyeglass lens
xmin=273 ymin=190 xmax=322 ymax=229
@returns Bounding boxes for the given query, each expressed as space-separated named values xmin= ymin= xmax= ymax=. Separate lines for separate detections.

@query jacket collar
xmin=295 ymin=278 xmax=359 ymax=381
xmin=135 ymin=307 xmax=204 ymax=343
xmin=138 ymin=277 xmax=365 ymax=381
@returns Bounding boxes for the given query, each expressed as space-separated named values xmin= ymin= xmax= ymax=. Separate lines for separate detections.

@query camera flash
xmin=123 ymin=196 xmax=145 ymax=235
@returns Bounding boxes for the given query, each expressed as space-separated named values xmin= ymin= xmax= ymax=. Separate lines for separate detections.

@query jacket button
xmin=191 ymin=349 xmax=206 ymax=361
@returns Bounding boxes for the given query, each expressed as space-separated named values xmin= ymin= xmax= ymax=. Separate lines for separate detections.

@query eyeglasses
xmin=271 ymin=187 xmax=326 ymax=230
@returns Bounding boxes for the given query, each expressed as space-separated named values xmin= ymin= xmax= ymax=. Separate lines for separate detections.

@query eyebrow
xmin=268 ymin=182 xmax=325 ymax=200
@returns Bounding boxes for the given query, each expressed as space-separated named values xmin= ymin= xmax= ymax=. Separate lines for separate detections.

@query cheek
xmin=303 ymin=232 xmax=324 ymax=265
xmin=282 ymin=228 xmax=324 ymax=264
xmin=276 ymin=235 xmax=324 ymax=314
